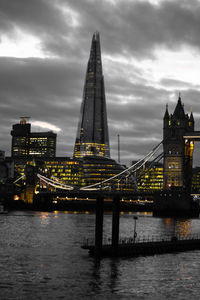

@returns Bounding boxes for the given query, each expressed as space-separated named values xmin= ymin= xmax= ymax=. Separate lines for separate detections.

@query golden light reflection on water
xmin=40 ymin=212 xmax=50 ymax=226
xmin=176 ymin=220 xmax=191 ymax=237
xmin=165 ymin=218 xmax=173 ymax=227
xmin=136 ymin=212 xmax=153 ymax=217
xmin=40 ymin=212 xmax=49 ymax=218
xmin=52 ymin=210 xmax=91 ymax=215
xmin=164 ymin=218 xmax=191 ymax=237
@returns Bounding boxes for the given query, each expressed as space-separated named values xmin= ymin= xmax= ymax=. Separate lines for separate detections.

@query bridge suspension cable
xmin=13 ymin=174 xmax=25 ymax=184
xmin=37 ymin=174 xmax=74 ymax=190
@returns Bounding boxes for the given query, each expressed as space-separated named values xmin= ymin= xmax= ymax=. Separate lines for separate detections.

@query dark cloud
xmin=1 ymin=0 xmax=200 ymax=166
xmin=2 ymin=0 xmax=200 ymax=58
xmin=0 ymin=0 xmax=66 ymax=37
xmin=64 ymin=0 xmax=200 ymax=58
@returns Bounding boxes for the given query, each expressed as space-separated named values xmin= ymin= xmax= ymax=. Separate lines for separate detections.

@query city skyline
xmin=1 ymin=0 xmax=200 ymax=165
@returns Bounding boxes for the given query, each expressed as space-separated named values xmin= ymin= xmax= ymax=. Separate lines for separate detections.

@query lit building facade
xmin=13 ymin=157 xmax=83 ymax=187
xmin=74 ymin=32 xmax=110 ymax=159
xmin=79 ymin=156 xmax=135 ymax=191
xmin=13 ymin=156 xmax=134 ymax=191
xmin=133 ymin=161 xmax=163 ymax=191
xmin=11 ymin=117 xmax=56 ymax=158
xmin=163 ymin=96 xmax=194 ymax=189
xmin=192 ymin=167 xmax=200 ymax=193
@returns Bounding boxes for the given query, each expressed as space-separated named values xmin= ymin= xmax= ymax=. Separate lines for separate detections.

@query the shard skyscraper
xmin=74 ymin=32 xmax=110 ymax=159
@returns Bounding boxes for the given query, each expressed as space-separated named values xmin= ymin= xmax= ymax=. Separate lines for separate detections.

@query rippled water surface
xmin=0 ymin=210 xmax=200 ymax=299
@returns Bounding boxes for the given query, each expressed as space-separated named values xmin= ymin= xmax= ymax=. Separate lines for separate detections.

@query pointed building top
xmin=93 ymin=31 xmax=100 ymax=41
xmin=189 ymin=111 xmax=194 ymax=122
xmin=173 ymin=94 xmax=185 ymax=119
xmin=89 ymin=31 xmax=102 ymax=72
xmin=164 ymin=104 xmax=169 ymax=119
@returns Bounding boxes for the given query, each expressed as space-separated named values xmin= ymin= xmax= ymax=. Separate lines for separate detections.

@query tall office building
xmin=11 ymin=117 xmax=57 ymax=158
xmin=74 ymin=32 xmax=110 ymax=158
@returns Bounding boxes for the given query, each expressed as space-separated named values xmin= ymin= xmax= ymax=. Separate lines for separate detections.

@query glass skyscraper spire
xmin=74 ymin=32 xmax=110 ymax=158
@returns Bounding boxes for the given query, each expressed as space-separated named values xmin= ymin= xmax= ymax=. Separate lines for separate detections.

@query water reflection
xmin=1 ymin=211 xmax=200 ymax=299
xmin=39 ymin=212 xmax=50 ymax=226
xmin=175 ymin=220 xmax=191 ymax=237
xmin=88 ymin=257 xmax=121 ymax=297
xmin=89 ymin=259 xmax=103 ymax=295
xmin=163 ymin=218 xmax=191 ymax=237
xmin=109 ymin=259 xmax=120 ymax=293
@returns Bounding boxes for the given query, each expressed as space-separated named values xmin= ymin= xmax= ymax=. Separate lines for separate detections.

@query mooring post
xmin=112 ymin=195 xmax=120 ymax=255
xmin=95 ymin=196 xmax=104 ymax=257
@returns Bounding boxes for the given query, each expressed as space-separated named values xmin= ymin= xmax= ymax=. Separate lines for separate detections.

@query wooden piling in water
xmin=95 ymin=196 xmax=104 ymax=257
xmin=112 ymin=195 xmax=120 ymax=255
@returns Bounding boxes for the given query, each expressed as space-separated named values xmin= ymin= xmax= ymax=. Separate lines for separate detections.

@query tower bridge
xmin=163 ymin=95 xmax=200 ymax=191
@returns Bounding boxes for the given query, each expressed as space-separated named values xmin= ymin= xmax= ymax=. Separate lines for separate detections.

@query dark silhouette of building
xmin=11 ymin=117 xmax=57 ymax=158
xmin=163 ymin=95 xmax=194 ymax=190
xmin=74 ymin=32 xmax=110 ymax=158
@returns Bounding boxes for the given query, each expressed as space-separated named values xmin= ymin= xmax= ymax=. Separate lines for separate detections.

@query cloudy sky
xmin=1 ymin=0 xmax=200 ymax=166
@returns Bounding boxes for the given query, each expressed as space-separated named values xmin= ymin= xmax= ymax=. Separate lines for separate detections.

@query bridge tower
xmin=163 ymin=95 xmax=194 ymax=191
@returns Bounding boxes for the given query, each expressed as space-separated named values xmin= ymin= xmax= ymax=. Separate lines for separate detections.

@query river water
xmin=0 ymin=210 xmax=200 ymax=299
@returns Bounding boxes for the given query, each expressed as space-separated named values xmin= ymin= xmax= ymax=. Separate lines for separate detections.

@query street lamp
xmin=133 ymin=216 xmax=138 ymax=242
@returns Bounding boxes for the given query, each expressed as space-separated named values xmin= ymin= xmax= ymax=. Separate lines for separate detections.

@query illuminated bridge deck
xmin=36 ymin=189 xmax=155 ymax=198
xmin=184 ymin=131 xmax=200 ymax=141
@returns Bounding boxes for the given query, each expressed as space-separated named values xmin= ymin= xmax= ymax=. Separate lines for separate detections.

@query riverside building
xmin=14 ymin=157 xmax=83 ymax=188
xmin=134 ymin=161 xmax=163 ymax=191
xmin=11 ymin=117 xmax=56 ymax=158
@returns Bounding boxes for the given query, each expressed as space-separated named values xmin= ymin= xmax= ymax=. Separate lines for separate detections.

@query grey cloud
xmin=65 ymin=0 xmax=200 ymax=58
xmin=0 ymin=0 xmax=66 ymax=36
xmin=2 ymin=0 xmax=200 ymax=58
xmin=160 ymin=78 xmax=199 ymax=88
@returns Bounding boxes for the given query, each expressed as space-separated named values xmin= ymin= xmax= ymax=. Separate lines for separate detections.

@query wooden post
xmin=112 ymin=195 xmax=120 ymax=255
xmin=95 ymin=196 xmax=104 ymax=257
